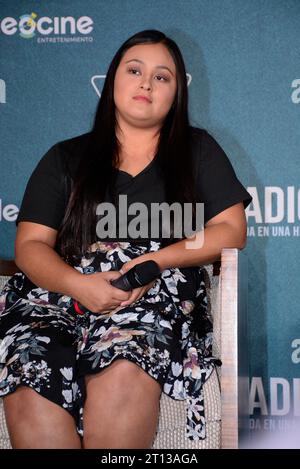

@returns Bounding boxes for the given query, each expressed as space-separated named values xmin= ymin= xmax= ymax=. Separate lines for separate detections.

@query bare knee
xmin=4 ymin=386 xmax=81 ymax=449
xmin=4 ymin=385 xmax=73 ymax=427
xmin=4 ymin=386 xmax=37 ymax=425
xmin=83 ymin=360 xmax=161 ymax=448
xmin=86 ymin=359 xmax=161 ymax=405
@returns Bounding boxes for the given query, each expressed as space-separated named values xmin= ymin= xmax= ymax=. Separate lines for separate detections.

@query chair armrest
xmin=220 ymin=248 xmax=249 ymax=449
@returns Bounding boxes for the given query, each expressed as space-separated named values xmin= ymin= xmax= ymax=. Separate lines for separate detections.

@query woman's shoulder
xmin=50 ymin=131 xmax=92 ymax=177
xmin=188 ymin=126 xmax=221 ymax=163
xmin=55 ymin=131 xmax=92 ymax=153
xmin=188 ymin=126 xmax=215 ymax=147
xmin=188 ymin=125 xmax=206 ymax=138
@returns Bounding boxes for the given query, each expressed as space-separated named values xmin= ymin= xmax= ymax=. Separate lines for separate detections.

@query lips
xmin=133 ymin=95 xmax=152 ymax=103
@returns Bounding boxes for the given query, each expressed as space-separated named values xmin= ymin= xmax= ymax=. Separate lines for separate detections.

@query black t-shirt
xmin=16 ymin=127 xmax=252 ymax=245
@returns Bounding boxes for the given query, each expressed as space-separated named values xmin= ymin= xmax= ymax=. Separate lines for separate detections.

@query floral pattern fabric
xmin=0 ymin=240 xmax=220 ymax=441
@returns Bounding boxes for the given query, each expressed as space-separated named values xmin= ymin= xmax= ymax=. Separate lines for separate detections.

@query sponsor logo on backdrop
xmin=291 ymin=338 xmax=300 ymax=364
xmin=0 ymin=199 xmax=18 ymax=221
xmin=0 ymin=79 xmax=6 ymax=103
xmin=246 ymin=186 xmax=300 ymax=237
xmin=249 ymin=339 xmax=300 ymax=432
xmin=0 ymin=12 xmax=94 ymax=43
xmin=249 ymin=376 xmax=300 ymax=431
xmin=291 ymin=79 xmax=300 ymax=103
xmin=91 ymin=73 xmax=192 ymax=97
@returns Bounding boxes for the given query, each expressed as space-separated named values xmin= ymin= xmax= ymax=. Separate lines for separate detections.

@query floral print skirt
xmin=0 ymin=240 xmax=220 ymax=441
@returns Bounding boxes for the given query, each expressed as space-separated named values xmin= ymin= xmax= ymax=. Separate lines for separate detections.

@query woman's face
xmin=114 ymin=43 xmax=177 ymax=129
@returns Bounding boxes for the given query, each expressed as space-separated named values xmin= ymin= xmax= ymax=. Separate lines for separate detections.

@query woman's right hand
xmin=73 ymin=270 xmax=132 ymax=314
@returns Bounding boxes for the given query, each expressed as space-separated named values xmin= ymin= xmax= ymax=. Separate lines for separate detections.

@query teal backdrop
xmin=1 ymin=0 xmax=299 ymax=447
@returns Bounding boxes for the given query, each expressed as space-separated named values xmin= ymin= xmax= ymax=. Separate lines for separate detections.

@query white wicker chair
xmin=0 ymin=248 xmax=248 ymax=449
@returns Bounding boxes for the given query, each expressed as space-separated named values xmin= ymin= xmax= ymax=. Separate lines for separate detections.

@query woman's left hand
xmin=118 ymin=254 xmax=158 ymax=307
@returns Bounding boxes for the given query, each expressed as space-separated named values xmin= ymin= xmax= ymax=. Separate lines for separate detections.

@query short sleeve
xmin=193 ymin=129 xmax=252 ymax=224
xmin=16 ymin=143 xmax=68 ymax=230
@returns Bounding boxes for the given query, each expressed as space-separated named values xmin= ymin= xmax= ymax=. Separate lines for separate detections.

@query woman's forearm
xmin=15 ymin=240 xmax=82 ymax=297
xmin=151 ymin=222 xmax=246 ymax=271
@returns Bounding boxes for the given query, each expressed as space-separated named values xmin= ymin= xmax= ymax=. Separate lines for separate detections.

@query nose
xmin=140 ymin=77 xmax=151 ymax=91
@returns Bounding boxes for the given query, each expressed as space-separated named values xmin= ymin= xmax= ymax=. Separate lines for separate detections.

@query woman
xmin=0 ymin=30 xmax=252 ymax=448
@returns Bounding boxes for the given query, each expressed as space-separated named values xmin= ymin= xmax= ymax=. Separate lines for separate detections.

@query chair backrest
xmin=0 ymin=260 xmax=18 ymax=277
xmin=0 ymin=260 xmax=19 ymax=292
xmin=220 ymin=248 xmax=249 ymax=449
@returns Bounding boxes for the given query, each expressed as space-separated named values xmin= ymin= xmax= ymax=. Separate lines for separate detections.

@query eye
xmin=155 ymin=74 xmax=169 ymax=82
xmin=128 ymin=67 xmax=141 ymax=75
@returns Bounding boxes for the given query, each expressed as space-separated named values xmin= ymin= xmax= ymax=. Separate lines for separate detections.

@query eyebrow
xmin=124 ymin=59 xmax=175 ymax=76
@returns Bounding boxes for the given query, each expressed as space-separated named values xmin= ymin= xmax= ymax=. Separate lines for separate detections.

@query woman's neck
xmin=116 ymin=119 xmax=160 ymax=161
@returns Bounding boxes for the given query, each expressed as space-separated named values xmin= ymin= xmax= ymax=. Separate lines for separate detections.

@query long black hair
xmin=56 ymin=29 xmax=198 ymax=264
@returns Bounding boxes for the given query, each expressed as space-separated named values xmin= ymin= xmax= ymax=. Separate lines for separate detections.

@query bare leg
xmin=3 ymin=386 xmax=82 ymax=448
xmin=83 ymin=359 xmax=161 ymax=449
